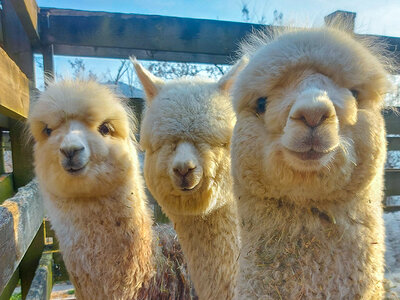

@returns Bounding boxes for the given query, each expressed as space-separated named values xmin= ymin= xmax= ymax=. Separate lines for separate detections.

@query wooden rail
xmin=0 ymin=181 xmax=43 ymax=298
xmin=37 ymin=8 xmax=400 ymax=65
xmin=0 ymin=47 xmax=30 ymax=120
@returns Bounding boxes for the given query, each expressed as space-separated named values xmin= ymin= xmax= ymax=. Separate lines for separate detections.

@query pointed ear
xmin=130 ymin=56 xmax=164 ymax=102
xmin=218 ymin=56 xmax=249 ymax=92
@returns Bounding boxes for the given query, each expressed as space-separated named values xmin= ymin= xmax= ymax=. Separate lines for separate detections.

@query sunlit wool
xmin=29 ymin=80 xmax=152 ymax=300
xmin=231 ymin=26 xmax=391 ymax=299
xmin=134 ymin=58 xmax=247 ymax=300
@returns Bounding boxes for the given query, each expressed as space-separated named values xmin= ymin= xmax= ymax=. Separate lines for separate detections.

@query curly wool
xmin=232 ymin=26 xmax=391 ymax=299
xmin=134 ymin=58 xmax=247 ymax=300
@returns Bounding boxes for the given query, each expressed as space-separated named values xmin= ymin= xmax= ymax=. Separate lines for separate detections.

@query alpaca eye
xmin=350 ymin=89 xmax=359 ymax=100
xmin=98 ymin=122 xmax=114 ymax=136
xmin=43 ymin=125 xmax=52 ymax=137
xmin=256 ymin=97 xmax=267 ymax=114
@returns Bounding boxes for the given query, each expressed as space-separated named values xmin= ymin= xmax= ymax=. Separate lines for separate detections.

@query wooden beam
xmin=0 ymin=181 xmax=44 ymax=293
xmin=25 ymin=252 xmax=53 ymax=300
xmin=7 ymin=0 xmax=40 ymax=47
xmin=384 ymin=206 xmax=400 ymax=212
xmin=387 ymin=136 xmax=400 ymax=151
xmin=42 ymin=44 xmax=54 ymax=83
xmin=51 ymin=44 xmax=231 ymax=64
xmin=0 ymin=12 xmax=3 ymax=47
xmin=0 ymin=47 xmax=30 ymax=120
xmin=324 ymin=10 xmax=356 ymax=32
xmin=1 ymin=0 xmax=35 ymax=82
xmin=384 ymin=108 xmax=400 ymax=135
xmin=39 ymin=8 xmax=265 ymax=63
xmin=37 ymin=8 xmax=400 ymax=67
xmin=385 ymin=169 xmax=400 ymax=196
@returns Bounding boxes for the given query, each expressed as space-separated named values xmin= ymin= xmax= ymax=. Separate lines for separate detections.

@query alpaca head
xmin=29 ymin=80 xmax=135 ymax=198
xmin=133 ymin=58 xmax=246 ymax=216
xmin=232 ymin=28 xmax=391 ymax=202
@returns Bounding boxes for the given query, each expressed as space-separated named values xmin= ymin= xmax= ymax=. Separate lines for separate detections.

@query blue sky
xmin=35 ymin=0 xmax=400 ymax=89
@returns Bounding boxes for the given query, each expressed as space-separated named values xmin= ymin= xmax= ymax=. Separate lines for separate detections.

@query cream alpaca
xmin=133 ymin=58 xmax=246 ymax=300
xmin=232 ymin=27 xmax=391 ymax=299
xmin=28 ymin=80 xmax=193 ymax=300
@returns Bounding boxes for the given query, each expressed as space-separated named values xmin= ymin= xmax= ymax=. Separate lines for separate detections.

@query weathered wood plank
xmin=39 ymin=8 xmax=265 ymax=63
xmin=8 ymin=0 xmax=40 ymax=46
xmin=384 ymin=206 xmax=400 ymax=212
xmin=42 ymin=44 xmax=54 ymax=83
xmin=0 ymin=180 xmax=43 ymax=293
xmin=384 ymin=108 xmax=400 ymax=135
xmin=26 ymin=252 xmax=53 ymax=300
xmin=1 ymin=0 xmax=35 ymax=82
xmin=387 ymin=136 xmax=400 ymax=151
xmin=0 ymin=12 xmax=3 ymax=47
xmin=0 ymin=47 xmax=30 ymax=119
xmin=52 ymin=44 xmax=230 ymax=64
xmin=324 ymin=10 xmax=356 ymax=32
xmin=385 ymin=169 xmax=400 ymax=196
xmin=37 ymin=8 xmax=400 ymax=66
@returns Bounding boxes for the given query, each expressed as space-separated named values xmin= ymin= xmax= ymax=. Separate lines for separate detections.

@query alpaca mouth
xmin=64 ymin=164 xmax=87 ymax=175
xmin=286 ymin=149 xmax=330 ymax=161
xmin=179 ymin=179 xmax=202 ymax=193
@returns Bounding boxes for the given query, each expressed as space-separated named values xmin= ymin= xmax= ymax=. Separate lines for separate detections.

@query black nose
xmin=60 ymin=146 xmax=84 ymax=159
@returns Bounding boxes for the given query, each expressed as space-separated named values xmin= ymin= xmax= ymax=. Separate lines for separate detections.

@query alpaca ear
xmin=130 ymin=57 xmax=164 ymax=102
xmin=218 ymin=56 xmax=249 ymax=92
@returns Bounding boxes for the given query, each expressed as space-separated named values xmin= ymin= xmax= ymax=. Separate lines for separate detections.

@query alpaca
xmin=133 ymin=58 xmax=247 ymax=300
xmin=28 ymin=80 xmax=194 ymax=300
xmin=231 ymin=27 xmax=391 ymax=299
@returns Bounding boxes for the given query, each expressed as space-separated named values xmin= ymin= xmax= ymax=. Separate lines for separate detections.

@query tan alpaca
xmin=231 ymin=27 xmax=391 ymax=299
xmin=28 ymin=80 xmax=194 ymax=300
xmin=133 ymin=58 xmax=247 ymax=300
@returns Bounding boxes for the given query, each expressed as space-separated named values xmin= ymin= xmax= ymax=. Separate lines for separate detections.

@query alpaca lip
xmin=179 ymin=179 xmax=202 ymax=193
xmin=287 ymin=149 xmax=327 ymax=160
xmin=65 ymin=165 xmax=86 ymax=175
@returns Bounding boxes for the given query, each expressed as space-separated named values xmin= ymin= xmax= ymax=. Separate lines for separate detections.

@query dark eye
xmin=256 ymin=97 xmax=267 ymax=114
xmin=98 ymin=122 xmax=114 ymax=136
xmin=350 ymin=89 xmax=358 ymax=100
xmin=43 ymin=125 xmax=52 ymax=137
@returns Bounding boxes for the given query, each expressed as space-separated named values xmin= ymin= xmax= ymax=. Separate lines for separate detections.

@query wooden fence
xmin=0 ymin=2 xmax=399 ymax=299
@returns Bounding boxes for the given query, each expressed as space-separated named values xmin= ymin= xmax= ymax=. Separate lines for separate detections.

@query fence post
xmin=324 ymin=10 xmax=356 ymax=32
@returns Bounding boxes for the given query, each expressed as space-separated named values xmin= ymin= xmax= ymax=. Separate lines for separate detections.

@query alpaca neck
xmin=171 ymin=195 xmax=240 ymax=300
xmin=43 ymin=174 xmax=154 ymax=299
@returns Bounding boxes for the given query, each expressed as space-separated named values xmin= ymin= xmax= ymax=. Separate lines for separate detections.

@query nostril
xmin=173 ymin=165 xmax=196 ymax=177
xmin=299 ymin=113 xmax=329 ymax=128
xmin=60 ymin=146 xmax=84 ymax=158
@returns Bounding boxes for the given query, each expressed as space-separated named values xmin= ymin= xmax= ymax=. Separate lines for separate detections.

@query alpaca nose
xmin=297 ymin=108 xmax=330 ymax=128
xmin=60 ymin=146 xmax=85 ymax=159
xmin=173 ymin=162 xmax=196 ymax=177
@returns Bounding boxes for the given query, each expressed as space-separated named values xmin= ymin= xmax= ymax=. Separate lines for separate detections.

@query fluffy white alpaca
xmin=133 ymin=58 xmax=246 ymax=300
xmin=231 ymin=27 xmax=391 ymax=299
xmin=28 ymin=80 xmax=194 ymax=300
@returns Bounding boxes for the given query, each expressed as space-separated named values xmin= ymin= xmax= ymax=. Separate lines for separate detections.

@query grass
xmin=67 ymin=289 xmax=75 ymax=295
xmin=10 ymin=292 xmax=22 ymax=300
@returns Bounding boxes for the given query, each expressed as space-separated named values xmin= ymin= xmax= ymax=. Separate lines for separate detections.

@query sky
xmin=34 ymin=0 xmax=400 ymax=89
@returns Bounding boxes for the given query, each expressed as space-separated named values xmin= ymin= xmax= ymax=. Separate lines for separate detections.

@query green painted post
xmin=9 ymin=119 xmax=34 ymax=189
xmin=19 ymin=224 xmax=45 ymax=300
xmin=0 ymin=268 xmax=19 ymax=300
